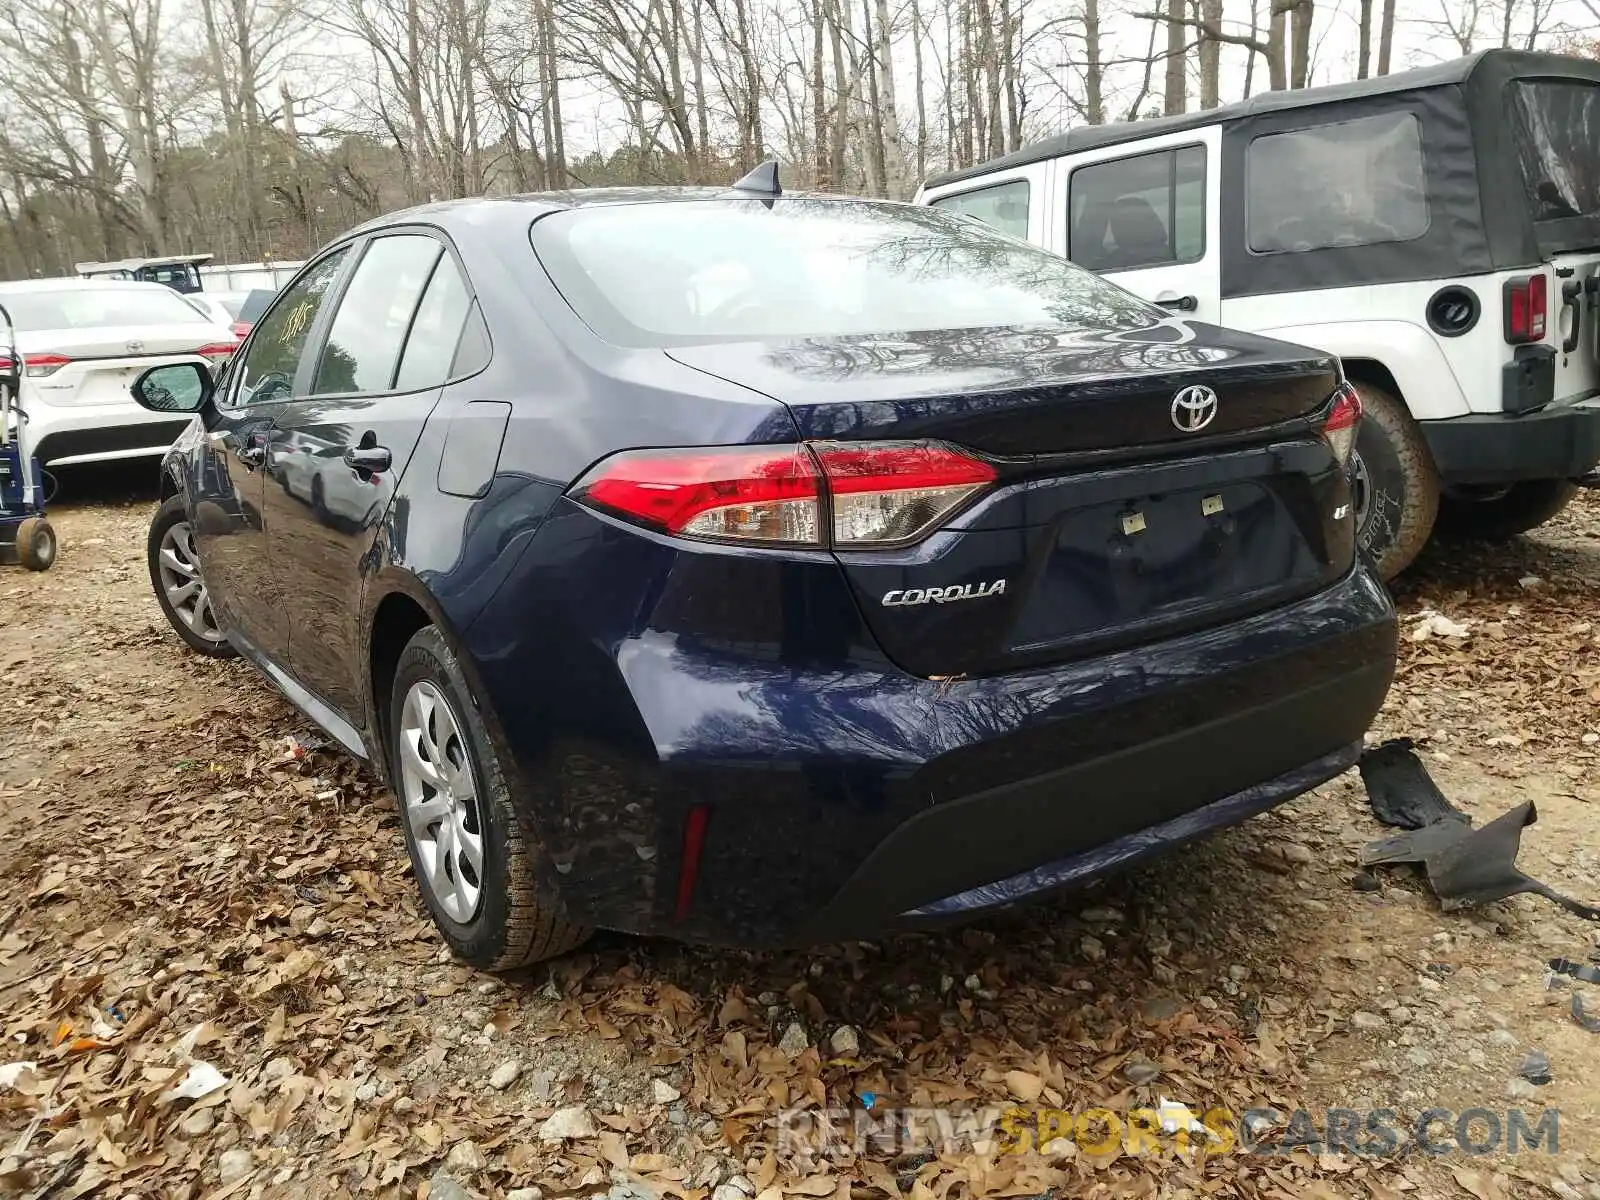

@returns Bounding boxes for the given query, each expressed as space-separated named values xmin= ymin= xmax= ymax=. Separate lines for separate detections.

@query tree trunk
xmin=873 ymin=0 xmax=906 ymax=196
xmin=1163 ymin=0 xmax=1186 ymax=115
xmin=1289 ymin=0 xmax=1312 ymax=88
xmin=1267 ymin=1 xmax=1288 ymax=91
xmin=1198 ymin=0 xmax=1221 ymax=108
xmin=812 ymin=0 xmax=829 ymax=188
xmin=1356 ymin=0 xmax=1372 ymax=77
xmin=910 ymin=0 xmax=927 ymax=181
xmin=828 ymin=0 xmax=849 ymax=189
xmin=1083 ymin=0 xmax=1105 ymax=123
xmin=1377 ymin=0 xmax=1395 ymax=74
xmin=1244 ymin=0 xmax=1259 ymax=96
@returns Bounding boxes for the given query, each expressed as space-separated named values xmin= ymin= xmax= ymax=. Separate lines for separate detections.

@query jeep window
xmin=1246 ymin=111 xmax=1428 ymax=254
xmin=928 ymin=180 xmax=1030 ymax=240
xmin=1067 ymin=146 xmax=1205 ymax=273
xmin=1508 ymin=80 xmax=1600 ymax=222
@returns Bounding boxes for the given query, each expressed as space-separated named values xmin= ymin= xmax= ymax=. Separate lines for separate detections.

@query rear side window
xmin=928 ymin=180 xmax=1030 ymax=239
xmin=1246 ymin=112 xmax=1428 ymax=253
xmin=1509 ymin=80 xmax=1600 ymax=221
xmin=395 ymin=255 xmax=473 ymax=390
xmin=1068 ymin=146 xmax=1205 ymax=272
xmin=314 ymin=234 xmax=443 ymax=395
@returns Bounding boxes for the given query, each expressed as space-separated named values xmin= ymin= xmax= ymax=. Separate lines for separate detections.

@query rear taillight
xmin=0 ymin=352 xmax=72 ymax=378
xmin=577 ymin=446 xmax=822 ymax=545
xmin=231 ymin=321 xmax=252 ymax=340
xmin=1322 ymin=382 xmax=1362 ymax=467
xmin=195 ymin=342 xmax=238 ymax=370
xmin=1504 ymin=274 xmax=1548 ymax=344
xmin=573 ymin=440 xmax=997 ymax=548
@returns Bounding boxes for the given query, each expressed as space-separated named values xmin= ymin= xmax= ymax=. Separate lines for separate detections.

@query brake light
xmin=231 ymin=321 xmax=252 ymax=340
xmin=577 ymin=446 xmax=822 ymax=544
xmin=194 ymin=343 xmax=238 ymax=373
xmin=1504 ymin=274 xmax=1548 ymax=343
xmin=573 ymin=440 xmax=997 ymax=547
xmin=1322 ymin=382 xmax=1363 ymax=467
xmin=0 ymin=352 xmax=72 ymax=378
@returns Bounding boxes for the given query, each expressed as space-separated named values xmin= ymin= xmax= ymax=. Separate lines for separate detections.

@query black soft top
xmin=925 ymin=50 xmax=1600 ymax=191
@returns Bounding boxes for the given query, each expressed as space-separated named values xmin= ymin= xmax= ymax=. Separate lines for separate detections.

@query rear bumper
xmin=1422 ymin=397 xmax=1600 ymax=485
xmin=479 ymin=557 xmax=1397 ymax=948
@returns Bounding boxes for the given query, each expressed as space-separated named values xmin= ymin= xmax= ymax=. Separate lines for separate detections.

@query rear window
xmin=1509 ymin=80 xmax=1600 ymax=221
xmin=928 ymin=180 xmax=1030 ymax=239
xmin=528 ymin=199 xmax=1155 ymax=348
xmin=1245 ymin=111 xmax=1428 ymax=253
xmin=238 ymin=289 xmax=276 ymax=323
xmin=0 ymin=287 xmax=213 ymax=331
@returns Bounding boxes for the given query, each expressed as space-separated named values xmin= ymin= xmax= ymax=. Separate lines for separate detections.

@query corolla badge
xmin=882 ymin=579 xmax=1007 ymax=607
xmin=1170 ymin=384 xmax=1219 ymax=432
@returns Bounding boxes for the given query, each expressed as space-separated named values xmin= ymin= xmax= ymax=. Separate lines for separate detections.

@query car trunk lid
xmin=668 ymin=322 xmax=1355 ymax=677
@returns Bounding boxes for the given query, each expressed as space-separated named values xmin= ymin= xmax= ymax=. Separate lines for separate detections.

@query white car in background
xmin=0 ymin=279 xmax=238 ymax=467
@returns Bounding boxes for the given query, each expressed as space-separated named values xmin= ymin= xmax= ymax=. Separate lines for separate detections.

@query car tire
xmin=148 ymin=496 xmax=238 ymax=658
xmin=1434 ymin=479 xmax=1579 ymax=542
xmin=1348 ymin=380 xmax=1439 ymax=581
xmin=14 ymin=517 xmax=56 ymax=571
xmin=388 ymin=625 xmax=591 ymax=971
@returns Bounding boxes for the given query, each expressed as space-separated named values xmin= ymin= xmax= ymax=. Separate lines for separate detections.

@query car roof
xmin=336 ymin=186 xmax=878 ymax=241
xmin=923 ymin=48 xmax=1600 ymax=190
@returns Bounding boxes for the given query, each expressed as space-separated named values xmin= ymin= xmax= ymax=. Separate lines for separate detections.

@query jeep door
xmin=1058 ymin=125 xmax=1222 ymax=324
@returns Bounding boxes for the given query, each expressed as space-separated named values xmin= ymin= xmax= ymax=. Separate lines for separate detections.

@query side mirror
xmin=132 ymin=362 xmax=213 ymax=414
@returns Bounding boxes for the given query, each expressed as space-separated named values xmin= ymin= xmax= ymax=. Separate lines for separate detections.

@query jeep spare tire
xmin=1348 ymin=380 xmax=1440 ymax=581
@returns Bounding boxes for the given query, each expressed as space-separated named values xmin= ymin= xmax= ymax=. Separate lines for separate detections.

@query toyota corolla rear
xmin=462 ymin=196 xmax=1398 ymax=948
xmin=0 ymin=282 xmax=237 ymax=466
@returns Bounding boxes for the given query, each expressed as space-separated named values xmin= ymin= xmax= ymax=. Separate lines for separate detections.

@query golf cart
xmin=75 ymin=253 xmax=214 ymax=296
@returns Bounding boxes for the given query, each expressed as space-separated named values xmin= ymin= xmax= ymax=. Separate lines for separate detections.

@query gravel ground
xmin=1 ymin=468 xmax=1598 ymax=1200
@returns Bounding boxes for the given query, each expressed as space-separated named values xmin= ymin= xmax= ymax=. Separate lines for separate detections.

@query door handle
xmin=1153 ymin=294 xmax=1199 ymax=312
xmin=344 ymin=444 xmax=392 ymax=472
xmin=238 ymin=443 xmax=266 ymax=468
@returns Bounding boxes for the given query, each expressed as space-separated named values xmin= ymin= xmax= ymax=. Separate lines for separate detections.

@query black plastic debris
xmin=1351 ymin=870 xmax=1382 ymax=893
xmin=1358 ymin=740 xmax=1600 ymax=921
xmin=1358 ymin=738 xmax=1467 ymax=829
xmin=1518 ymin=1049 xmax=1552 ymax=1084
xmin=1549 ymin=957 xmax=1600 ymax=985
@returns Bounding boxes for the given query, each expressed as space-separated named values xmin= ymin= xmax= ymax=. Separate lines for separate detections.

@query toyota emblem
xmin=126 ymin=339 xmax=145 ymax=354
xmin=1170 ymin=384 xmax=1219 ymax=432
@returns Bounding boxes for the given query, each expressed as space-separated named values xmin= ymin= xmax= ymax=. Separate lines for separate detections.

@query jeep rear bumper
xmin=1421 ymin=397 xmax=1600 ymax=485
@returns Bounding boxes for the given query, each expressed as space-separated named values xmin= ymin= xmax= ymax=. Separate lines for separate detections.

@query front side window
xmin=231 ymin=249 xmax=349 ymax=406
xmin=928 ymin=180 xmax=1031 ymax=240
xmin=314 ymin=234 xmax=444 ymax=395
xmin=1068 ymin=146 xmax=1206 ymax=272
xmin=1246 ymin=111 xmax=1428 ymax=253
xmin=529 ymin=199 xmax=1156 ymax=349
xmin=1509 ymin=80 xmax=1600 ymax=221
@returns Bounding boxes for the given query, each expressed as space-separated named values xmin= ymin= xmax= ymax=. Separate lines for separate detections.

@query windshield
xmin=528 ymin=198 xmax=1156 ymax=347
xmin=0 ymin=287 xmax=213 ymax=331
xmin=1509 ymin=80 xmax=1600 ymax=221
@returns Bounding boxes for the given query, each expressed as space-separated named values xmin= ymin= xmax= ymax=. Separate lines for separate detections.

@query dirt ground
xmin=2 ymin=467 xmax=1599 ymax=1200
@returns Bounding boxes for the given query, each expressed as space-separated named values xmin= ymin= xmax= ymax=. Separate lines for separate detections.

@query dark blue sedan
xmin=130 ymin=168 xmax=1397 ymax=970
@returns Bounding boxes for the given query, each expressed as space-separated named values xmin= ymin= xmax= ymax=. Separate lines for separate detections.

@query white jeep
xmin=915 ymin=48 xmax=1600 ymax=578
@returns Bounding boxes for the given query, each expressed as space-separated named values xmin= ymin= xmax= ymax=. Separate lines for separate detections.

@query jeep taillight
xmin=1504 ymin=274 xmax=1548 ymax=344
xmin=572 ymin=441 xmax=996 ymax=548
xmin=1322 ymin=382 xmax=1363 ymax=467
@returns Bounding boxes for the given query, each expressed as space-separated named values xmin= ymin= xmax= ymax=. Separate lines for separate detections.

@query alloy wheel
xmin=157 ymin=521 xmax=224 ymax=644
xmin=398 ymin=680 xmax=485 ymax=923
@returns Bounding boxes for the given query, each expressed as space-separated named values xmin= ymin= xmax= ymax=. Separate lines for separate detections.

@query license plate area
xmin=1008 ymin=480 xmax=1320 ymax=650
